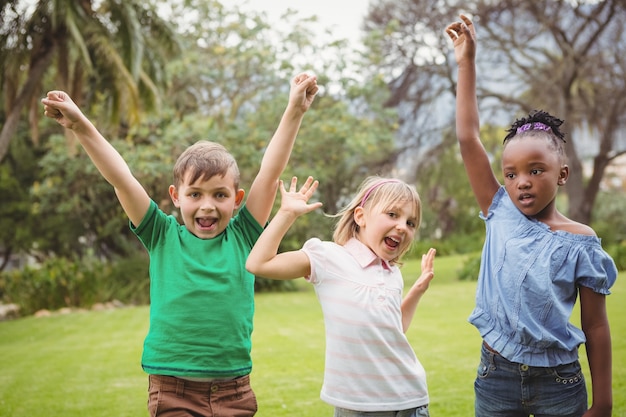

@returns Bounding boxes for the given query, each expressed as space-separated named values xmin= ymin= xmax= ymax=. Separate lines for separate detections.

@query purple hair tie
xmin=360 ymin=179 xmax=401 ymax=207
xmin=516 ymin=122 xmax=552 ymax=134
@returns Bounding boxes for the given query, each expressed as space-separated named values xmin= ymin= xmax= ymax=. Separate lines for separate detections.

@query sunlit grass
xmin=1 ymin=255 xmax=624 ymax=417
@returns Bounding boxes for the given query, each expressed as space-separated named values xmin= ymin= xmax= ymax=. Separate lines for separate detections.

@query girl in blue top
xmin=446 ymin=15 xmax=617 ymax=417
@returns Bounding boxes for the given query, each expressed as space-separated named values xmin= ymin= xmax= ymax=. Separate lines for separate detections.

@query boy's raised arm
xmin=42 ymin=91 xmax=150 ymax=227
xmin=446 ymin=16 xmax=499 ymax=215
xmin=245 ymin=73 xmax=318 ymax=225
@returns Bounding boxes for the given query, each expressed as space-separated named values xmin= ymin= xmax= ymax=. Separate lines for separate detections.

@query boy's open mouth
xmin=197 ymin=217 xmax=218 ymax=229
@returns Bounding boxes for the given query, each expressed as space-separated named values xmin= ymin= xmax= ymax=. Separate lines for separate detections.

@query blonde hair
xmin=173 ymin=140 xmax=240 ymax=188
xmin=332 ymin=176 xmax=422 ymax=263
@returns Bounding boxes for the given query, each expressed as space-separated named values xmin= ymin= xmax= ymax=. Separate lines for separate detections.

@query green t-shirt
xmin=131 ymin=200 xmax=263 ymax=378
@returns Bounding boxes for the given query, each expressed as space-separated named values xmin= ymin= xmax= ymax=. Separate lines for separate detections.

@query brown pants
xmin=148 ymin=374 xmax=257 ymax=417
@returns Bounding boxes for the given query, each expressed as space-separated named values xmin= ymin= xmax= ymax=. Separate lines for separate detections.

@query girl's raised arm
xmin=447 ymin=15 xmax=500 ymax=215
xmin=246 ymin=177 xmax=322 ymax=280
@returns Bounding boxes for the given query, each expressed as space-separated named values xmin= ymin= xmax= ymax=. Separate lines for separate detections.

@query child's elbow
xmin=246 ymin=258 xmax=267 ymax=277
xmin=245 ymin=259 xmax=258 ymax=275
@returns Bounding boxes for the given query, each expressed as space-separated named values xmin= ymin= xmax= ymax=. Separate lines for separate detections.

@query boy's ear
xmin=234 ymin=189 xmax=245 ymax=208
xmin=558 ymin=165 xmax=569 ymax=186
xmin=169 ymin=185 xmax=181 ymax=207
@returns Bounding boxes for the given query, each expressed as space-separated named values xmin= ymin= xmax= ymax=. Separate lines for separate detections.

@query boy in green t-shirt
xmin=41 ymin=73 xmax=318 ymax=416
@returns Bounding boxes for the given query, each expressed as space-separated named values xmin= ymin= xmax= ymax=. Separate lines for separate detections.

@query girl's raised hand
xmin=279 ymin=176 xmax=323 ymax=217
xmin=445 ymin=14 xmax=476 ymax=65
xmin=410 ymin=247 xmax=437 ymax=295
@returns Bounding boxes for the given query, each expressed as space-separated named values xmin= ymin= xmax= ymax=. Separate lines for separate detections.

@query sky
xmin=236 ymin=0 xmax=370 ymax=45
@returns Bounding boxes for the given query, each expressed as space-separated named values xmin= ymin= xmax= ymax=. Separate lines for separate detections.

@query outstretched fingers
xmin=280 ymin=176 xmax=323 ymax=215
xmin=417 ymin=248 xmax=436 ymax=288
xmin=421 ymin=248 xmax=436 ymax=275
xmin=299 ymin=175 xmax=319 ymax=197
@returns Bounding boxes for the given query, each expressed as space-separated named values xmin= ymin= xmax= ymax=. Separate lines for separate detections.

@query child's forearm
xmin=400 ymin=291 xmax=423 ymax=333
xmin=258 ymin=105 xmax=304 ymax=177
xmin=246 ymin=209 xmax=298 ymax=276
xmin=246 ymin=105 xmax=308 ymax=225
xmin=401 ymin=248 xmax=435 ymax=332
xmin=456 ymin=60 xmax=480 ymax=145
xmin=585 ymin=323 xmax=613 ymax=414
xmin=72 ymin=118 xmax=135 ymax=191
xmin=400 ymin=275 xmax=430 ymax=332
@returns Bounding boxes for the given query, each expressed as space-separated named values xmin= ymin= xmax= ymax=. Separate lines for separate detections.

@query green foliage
xmin=1 ymin=257 xmax=106 ymax=315
xmin=410 ymin=231 xmax=485 ymax=259
xmin=0 ymin=132 xmax=39 ymax=266
xmin=591 ymin=190 xmax=626 ymax=271
xmin=457 ymin=252 xmax=482 ymax=282
xmin=416 ymin=124 xmax=502 ymax=242
xmin=3 ymin=0 xmax=402 ymax=275
xmin=254 ymin=277 xmax=297 ymax=293
xmin=105 ymin=252 xmax=151 ymax=304
xmin=33 ymin=135 xmax=144 ymax=258
xmin=592 ymin=191 xmax=626 ymax=244
xmin=605 ymin=242 xmax=626 ymax=272
xmin=12 ymin=0 xmax=623 ymax=306
xmin=0 ymin=252 xmax=149 ymax=316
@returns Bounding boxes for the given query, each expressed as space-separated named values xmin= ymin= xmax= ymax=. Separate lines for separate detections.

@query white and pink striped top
xmin=302 ymin=237 xmax=429 ymax=412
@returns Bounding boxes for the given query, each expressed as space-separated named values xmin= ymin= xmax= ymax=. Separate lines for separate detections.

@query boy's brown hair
xmin=173 ymin=140 xmax=240 ymax=188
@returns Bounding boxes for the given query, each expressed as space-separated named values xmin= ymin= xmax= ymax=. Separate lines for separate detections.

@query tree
xmin=364 ymin=0 xmax=626 ymax=226
xmin=474 ymin=0 xmax=626 ymax=224
xmin=0 ymin=0 xmax=179 ymax=161
xmin=362 ymin=0 xmax=461 ymax=179
xmin=0 ymin=134 xmax=39 ymax=270
xmin=29 ymin=0 xmax=401 ymax=260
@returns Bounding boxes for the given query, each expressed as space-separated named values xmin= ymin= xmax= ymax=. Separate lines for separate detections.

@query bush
xmin=0 ymin=252 xmax=150 ymax=316
xmin=0 ymin=257 xmax=107 ymax=315
xmin=254 ymin=277 xmax=297 ymax=293
xmin=457 ymin=252 xmax=482 ymax=281
xmin=105 ymin=252 xmax=150 ymax=305
xmin=0 ymin=249 xmax=309 ymax=316
xmin=605 ymin=241 xmax=626 ymax=271
xmin=409 ymin=232 xmax=485 ymax=259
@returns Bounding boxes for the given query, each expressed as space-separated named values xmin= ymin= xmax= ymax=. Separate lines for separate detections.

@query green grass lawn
xmin=1 ymin=255 xmax=624 ymax=417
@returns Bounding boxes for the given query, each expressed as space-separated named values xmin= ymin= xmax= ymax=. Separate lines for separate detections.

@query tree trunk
xmin=0 ymin=45 xmax=55 ymax=162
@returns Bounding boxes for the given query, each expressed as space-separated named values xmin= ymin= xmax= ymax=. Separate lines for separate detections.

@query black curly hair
xmin=504 ymin=110 xmax=566 ymax=144
xmin=502 ymin=110 xmax=567 ymax=160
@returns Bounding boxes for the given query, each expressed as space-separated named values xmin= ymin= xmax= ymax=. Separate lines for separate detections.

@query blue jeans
xmin=475 ymin=344 xmax=587 ymax=417
xmin=334 ymin=405 xmax=429 ymax=417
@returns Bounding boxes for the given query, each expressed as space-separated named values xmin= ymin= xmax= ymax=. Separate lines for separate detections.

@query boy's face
xmin=168 ymin=169 xmax=245 ymax=239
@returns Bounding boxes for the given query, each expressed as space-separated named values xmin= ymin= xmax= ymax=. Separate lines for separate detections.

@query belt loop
xmin=176 ymin=378 xmax=185 ymax=398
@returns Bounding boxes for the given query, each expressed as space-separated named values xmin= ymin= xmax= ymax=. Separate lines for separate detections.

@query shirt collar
xmin=344 ymin=238 xmax=393 ymax=270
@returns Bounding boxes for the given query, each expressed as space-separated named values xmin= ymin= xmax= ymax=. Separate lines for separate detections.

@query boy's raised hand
xmin=289 ymin=73 xmax=319 ymax=113
xmin=445 ymin=14 xmax=476 ymax=65
xmin=41 ymin=91 xmax=85 ymax=130
xmin=279 ymin=176 xmax=323 ymax=217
